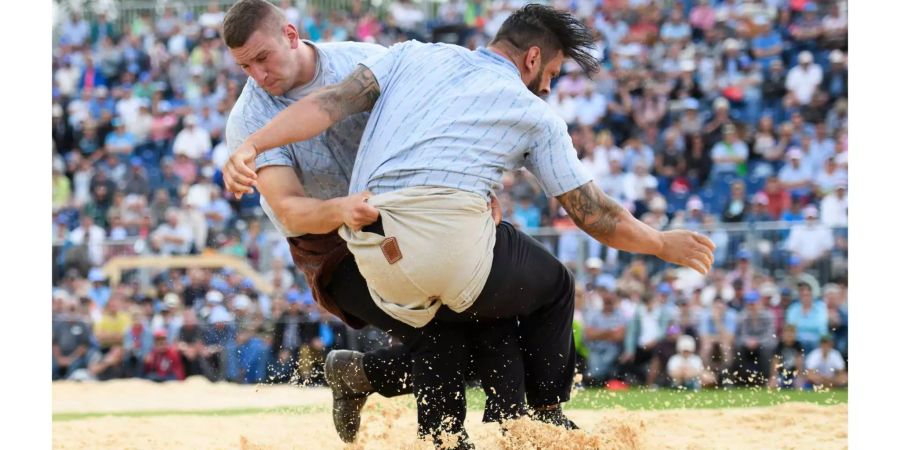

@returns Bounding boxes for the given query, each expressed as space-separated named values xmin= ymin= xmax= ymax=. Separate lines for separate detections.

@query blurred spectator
xmin=123 ymin=159 xmax=151 ymax=196
xmin=143 ymin=328 xmax=186 ymax=382
xmin=778 ymin=148 xmax=813 ymax=198
xmin=69 ymin=215 xmax=107 ymax=268
xmin=710 ymin=124 xmax=748 ymax=178
xmin=814 ymin=156 xmax=847 ymax=198
xmin=173 ymin=115 xmax=211 ymax=160
xmin=87 ymin=268 xmax=111 ymax=308
xmin=105 ymin=118 xmax=135 ymax=155
xmin=782 ymin=256 xmax=822 ymax=301
xmin=582 ymin=290 xmax=627 ymax=385
xmin=785 ymin=51 xmax=822 ymax=106
xmin=227 ymin=325 xmax=270 ymax=384
xmin=823 ymin=283 xmax=848 ymax=359
xmin=785 ymin=206 xmax=834 ymax=269
xmin=666 ymin=335 xmax=714 ymax=390
xmin=389 ymin=0 xmax=425 ymax=33
xmin=622 ymin=292 xmax=670 ymax=386
xmin=819 ymin=183 xmax=848 ymax=227
xmin=622 ymin=160 xmax=658 ymax=204
xmin=785 ymin=281 xmax=828 ymax=353
xmin=263 ymin=258 xmax=296 ymax=294
xmin=177 ymin=309 xmax=205 ymax=378
xmin=52 ymin=294 xmax=92 ymax=380
xmin=804 ymin=336 xmax=847 ymax=388
xmin=733 ymin=291 xmax=777 ymax=386
xmin=698 ymin=298 xmax=737 ymax=380
xmin=769 ymin=324 xmax=805 ymax=390
xmin=151 ymin=208 xmax=193 ymax=255
xmin=202 ymin=291 xmax=235 ymax=381
xmin=122 ymin=307 xmax=154 ymax=377
xmin=744 ymin=193 xmax=773 ymax=223
xmin=721 ymin=180 xmax=748 ymax=223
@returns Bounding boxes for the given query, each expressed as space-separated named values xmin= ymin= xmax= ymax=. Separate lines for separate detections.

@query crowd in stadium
xmin=51 ymin=0 xmax=848 ymax=390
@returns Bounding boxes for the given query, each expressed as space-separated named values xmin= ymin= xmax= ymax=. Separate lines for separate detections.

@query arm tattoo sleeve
xmin=556 ymin=182 xmax=625 ymax=241
xmin=313 ymin=65 xmax=381 ymax=122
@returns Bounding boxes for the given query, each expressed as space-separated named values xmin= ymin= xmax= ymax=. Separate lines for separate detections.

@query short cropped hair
xmin=222 ymin=0 xmax=287 ymax=48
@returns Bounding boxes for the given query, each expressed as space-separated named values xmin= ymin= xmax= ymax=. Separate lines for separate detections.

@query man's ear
xmin=524 ymin=46 xmax=542 ymax=74
xmin=285 ymin=24 xmax=300 ymax=49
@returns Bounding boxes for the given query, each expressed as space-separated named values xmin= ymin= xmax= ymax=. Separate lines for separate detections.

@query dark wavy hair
xmin=491 ymin=3 xmax=600 ymax=73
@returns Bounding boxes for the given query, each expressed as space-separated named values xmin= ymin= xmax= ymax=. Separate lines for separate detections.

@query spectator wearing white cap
xmin=785 ymin=205 xmax=834 ymax=268
xmin=679 ymin=196 xmax=706 ymax=230
xmin=820 ymin=182 xmax=848 ymax=227
xmin=151 ymin=293 xmax=184 ymax=342
xmin=583 ymin=257 xmax=616 ymax=292
xmin=172 ymin=114 xmax=212 ymax=160
xmin=823 ymin=49 xmax=848 ymax=101
xmin=778 ymin=148 xmax=813 ymax=197
xmin=745 ymin=192 xmax=773 ymax=223
xmin=785 ymin=50 xmax=822 ymax=105
xmin=710 ymin=123 xmax=749 ymax=178
xmin=703 ymin=97 xmax=736 ymax=144
xmin=666 ymin=335 xmax=713 ymax=390
xmin=641 ymin=195 xmax=669 ymax=230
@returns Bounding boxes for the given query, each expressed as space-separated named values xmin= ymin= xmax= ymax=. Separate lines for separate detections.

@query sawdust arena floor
xmin=52 ymin=377 xmax=847 ymax=449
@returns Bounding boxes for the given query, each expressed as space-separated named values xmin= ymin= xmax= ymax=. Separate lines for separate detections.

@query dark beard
xmin=527 ymin=61 xmax=548 ymax=99
xmin=527 ymin=74 xmax=550 ymax=100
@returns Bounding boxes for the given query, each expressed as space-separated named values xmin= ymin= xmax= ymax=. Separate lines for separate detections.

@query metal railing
xmin=523 ymin=220 xmax=848 ymax=283
xmin=53 ymin=220 xmax=849 ymax=291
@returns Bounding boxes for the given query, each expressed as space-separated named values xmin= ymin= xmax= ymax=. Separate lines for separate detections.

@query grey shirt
xmin=225 ymin=41 xmax=387 ymax=236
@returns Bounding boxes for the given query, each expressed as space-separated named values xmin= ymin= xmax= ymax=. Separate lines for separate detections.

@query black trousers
xmin=326 ymin=221 xmax=575 ymax=436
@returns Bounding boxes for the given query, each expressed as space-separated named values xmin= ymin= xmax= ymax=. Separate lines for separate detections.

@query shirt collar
xmin=475 ymin=47 xmax=520 ymax=78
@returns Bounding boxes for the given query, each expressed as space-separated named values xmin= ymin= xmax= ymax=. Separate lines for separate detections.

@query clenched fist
xmin=223 ymin=141 xmax=258 ymax=199
xmin=656 ymin=229 xmax=716 ymax=275
xmin=341 ymin=192 xmax=380 ymax=231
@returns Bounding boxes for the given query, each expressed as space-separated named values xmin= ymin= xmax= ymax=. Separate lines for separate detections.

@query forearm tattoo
xmin=314 ymin=65 xmax=381 ymax=122
xmin=557 ymin=182 xmax=625 ymax=241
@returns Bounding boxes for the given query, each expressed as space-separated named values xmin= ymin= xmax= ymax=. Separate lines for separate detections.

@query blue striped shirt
xmin=349 ymin=40 xmax=592 ymax=198
xmin=226 ymin=41 xmax=386 ymax=236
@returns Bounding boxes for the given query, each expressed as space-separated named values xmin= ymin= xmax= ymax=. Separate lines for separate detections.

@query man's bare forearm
xmin=246 ymin=65 xmax=381 ymax=155
xmin=274 ymin=195 xmax=347 ymax=235
xmin=557 ymin=181 xmax=664 ymax=256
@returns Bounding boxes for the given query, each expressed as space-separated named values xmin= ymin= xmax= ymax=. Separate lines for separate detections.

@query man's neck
xmin=290 ymin=41 xmax=319 ymax=90
xmin=487 ymin=43 xmax=523 ymax=75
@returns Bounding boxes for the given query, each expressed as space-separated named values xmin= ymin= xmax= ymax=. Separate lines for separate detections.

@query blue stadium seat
xmin=667 ymin=190 xmax=689 ymax=213
xmin=746 ymin=175 xmax=765 ymax=195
